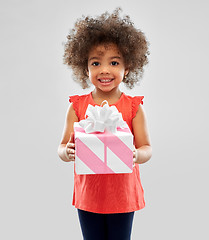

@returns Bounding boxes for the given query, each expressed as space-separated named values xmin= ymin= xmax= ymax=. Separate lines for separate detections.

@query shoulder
xmin=66 ymin=102 xmax=78 ymax=122
xmin=122 ymin=93 xmax=144 ymax=118
xmin=122 ymin=93 xmax=144 ymax=104
xmin=69 ymin=92 xmax=91 ymax=104
xmin=123 ymin=93 xmax=144 ymax=104
xmin=68 ymin=92 xmax=92 ymax=120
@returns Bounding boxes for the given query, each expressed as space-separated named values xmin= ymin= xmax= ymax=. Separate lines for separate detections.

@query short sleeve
xmin=132 ymin=96 xmax=144 ymax=118
xmin=69 ymin=95 xmax=79 ymax=118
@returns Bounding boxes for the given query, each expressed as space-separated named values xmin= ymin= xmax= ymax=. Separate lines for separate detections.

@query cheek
xmin=87 ymin=64 xmax=92 ymax=77
xmin=88 ymin=70 xmax=96 ymax=81
xmin=88 ymin=70 xmax=93 ymax=78
xmin=118 ymin=69 xmax=125 ymax=78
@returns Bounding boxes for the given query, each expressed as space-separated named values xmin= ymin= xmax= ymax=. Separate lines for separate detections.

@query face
xmin=87 ymin=43 xmax=128 ymax=93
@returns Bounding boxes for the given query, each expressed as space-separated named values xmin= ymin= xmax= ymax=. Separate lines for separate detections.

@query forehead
xmin=88 ymin=43 xmax=121 ymax=57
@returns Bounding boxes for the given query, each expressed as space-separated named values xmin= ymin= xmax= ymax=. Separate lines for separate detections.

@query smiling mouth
xmin=98 ymin=79 xmax=113 ymax=83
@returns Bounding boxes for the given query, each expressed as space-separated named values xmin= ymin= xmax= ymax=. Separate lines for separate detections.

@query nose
xmin=100 ymin=64 xmax=110 ymax=74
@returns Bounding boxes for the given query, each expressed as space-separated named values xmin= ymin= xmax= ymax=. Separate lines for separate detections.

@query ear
xmin=86 ymin=69 xmax=89 ymax=77
xmin=125 ymin=69 xmax=129 ymax=76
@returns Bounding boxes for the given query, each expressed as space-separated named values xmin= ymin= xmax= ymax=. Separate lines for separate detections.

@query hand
xmin=133 ymin=147 xmax=138 ymax=166
xmin=65 ymin=133 xmax=75 ymax=162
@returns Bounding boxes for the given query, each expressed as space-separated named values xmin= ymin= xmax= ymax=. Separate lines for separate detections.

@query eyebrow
xmin=111 ymin=56 xmax=121 ymax=59
xmin=88 ymin=56 xmax=121 ymax=61
xmin=88 ymin=57 xmax=99 ymax=61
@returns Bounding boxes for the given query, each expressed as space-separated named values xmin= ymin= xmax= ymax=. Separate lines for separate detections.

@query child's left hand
xmin=133 ymin=147 xmax=138 ymax=166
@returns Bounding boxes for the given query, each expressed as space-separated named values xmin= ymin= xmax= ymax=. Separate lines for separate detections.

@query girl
xmin=58 ymin=8 xmax=152 ymax=240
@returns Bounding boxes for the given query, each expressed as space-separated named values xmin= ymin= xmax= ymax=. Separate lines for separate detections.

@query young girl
xmin=58 ymin=8 xmax=152 ymax=240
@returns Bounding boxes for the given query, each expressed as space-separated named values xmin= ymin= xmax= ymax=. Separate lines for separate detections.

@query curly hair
xmin=63 ymin=8 xmax=150 ymax=89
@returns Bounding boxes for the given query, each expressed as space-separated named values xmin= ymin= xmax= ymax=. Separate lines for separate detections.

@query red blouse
xmin=69 ymin=92 xmax=145 ymax=214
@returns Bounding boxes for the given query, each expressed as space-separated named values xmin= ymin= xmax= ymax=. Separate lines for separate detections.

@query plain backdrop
xmin=1 ymin=0 xmax=209 ymax=239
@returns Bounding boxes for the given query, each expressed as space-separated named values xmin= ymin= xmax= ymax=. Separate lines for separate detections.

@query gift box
xmin=74 ymin=102 xmax=133 ymax=175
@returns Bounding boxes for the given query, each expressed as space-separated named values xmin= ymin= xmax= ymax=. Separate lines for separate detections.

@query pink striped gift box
xmin=74 ymin=122 xmax=133 ymax=175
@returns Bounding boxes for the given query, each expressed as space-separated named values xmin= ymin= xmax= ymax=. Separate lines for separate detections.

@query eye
xmin=92 ymin=61 xmax=100 ymax=66
xmin=111 ymin=61 xmax=119 ymax=66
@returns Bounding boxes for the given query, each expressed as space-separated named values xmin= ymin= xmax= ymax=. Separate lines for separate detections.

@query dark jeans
xmin=77 ymin=209 xmax=135 ymax=240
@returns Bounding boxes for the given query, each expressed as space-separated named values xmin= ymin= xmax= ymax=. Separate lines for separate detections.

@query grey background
xmin=1 ymin=0 xmax=209 ymax=239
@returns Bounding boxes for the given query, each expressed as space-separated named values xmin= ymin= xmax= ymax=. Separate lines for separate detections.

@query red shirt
xmin=69 ymin=92 xmax=145 ymax=214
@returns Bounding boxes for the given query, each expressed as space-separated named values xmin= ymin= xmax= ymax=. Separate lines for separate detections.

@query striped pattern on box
xmin=74 ymin=122 xmax=133 ymax=175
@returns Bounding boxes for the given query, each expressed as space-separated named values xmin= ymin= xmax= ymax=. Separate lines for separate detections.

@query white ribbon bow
xmin=79 ymin=101 xmax=127 ymax=133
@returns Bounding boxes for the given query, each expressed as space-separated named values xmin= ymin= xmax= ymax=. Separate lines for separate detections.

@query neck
xmin=92 ymin=87 xmax=122 ymax=101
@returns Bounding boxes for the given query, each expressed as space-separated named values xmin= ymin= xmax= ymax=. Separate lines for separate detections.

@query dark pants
xmin=77 ymin=209 xmax=135 ymax=240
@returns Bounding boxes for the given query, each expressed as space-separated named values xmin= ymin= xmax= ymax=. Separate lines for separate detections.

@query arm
xmin=57 ymin=103 xmax=78 ymax=162
xmin=132 ymin=104 xmax=152 ymax=164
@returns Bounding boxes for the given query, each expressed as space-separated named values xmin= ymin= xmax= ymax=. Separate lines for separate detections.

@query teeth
xmin=99 ymin=79 xmax=112 ymax=82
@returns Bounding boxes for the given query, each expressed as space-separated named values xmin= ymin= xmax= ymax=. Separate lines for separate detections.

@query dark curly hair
xmin=63 ymin=8 xmax=150 ymax=89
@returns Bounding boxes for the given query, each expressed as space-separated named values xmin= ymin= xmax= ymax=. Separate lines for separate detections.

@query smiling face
xmin=87 ymin=43 xmax=128 ymax=94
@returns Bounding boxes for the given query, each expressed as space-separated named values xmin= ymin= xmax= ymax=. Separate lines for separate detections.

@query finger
xmin=66 ymin=152 xmax=75 ymax=161
xmin=68 ymin=153 xmax=75 ymax=161
xmin=67 ymin=148 xmax=75 ymax=154
xmin=65 ymin=148 xmax=72 ymax=161
xmin=133 ymin=149 xmax=136 ymax=159
xmin=67 ymin=142 xmax=75 ymax=149
xmin=65 ymin=146 xmax=75 ymax=161
xmin=133 ymin=155 xmax=136 ymax=167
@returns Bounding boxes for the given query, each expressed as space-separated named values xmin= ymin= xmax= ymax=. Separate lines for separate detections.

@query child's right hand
xmin=65 ymin=133 xmax=75 ymax=162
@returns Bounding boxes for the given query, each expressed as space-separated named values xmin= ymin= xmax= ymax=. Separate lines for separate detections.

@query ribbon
xmin=79 ymin=101 xmax=127 ymax=133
